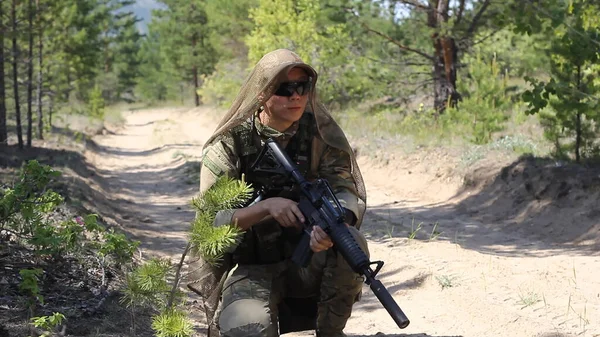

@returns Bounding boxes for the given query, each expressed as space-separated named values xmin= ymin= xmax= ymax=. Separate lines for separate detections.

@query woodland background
xmin=0 ymin=0 xmax=599 ymax=161
xmin=1 ymin=1 xmax=600 ymax=336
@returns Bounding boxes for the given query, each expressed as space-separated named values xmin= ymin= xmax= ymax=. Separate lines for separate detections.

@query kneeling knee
xmin=218 ymin=299 xmax=276 ymax=337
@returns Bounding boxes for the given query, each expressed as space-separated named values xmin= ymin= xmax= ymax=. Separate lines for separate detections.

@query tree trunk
xmin=432 ymin=37 xmax=460 ymax=113
xmin=180 ymin=83 xmax=184 ymax=105
xmin=428 ymin=0 xmax=460 ymax=114
xmin=12 ymin=0 xmax=23 ymax=149
xmin=27 ymin=0 xmax=34 ymax=147
xmin=0 ymin=2 xmax=8 ymax=145
xmin=193 ymin=64 xmax=200 ymax=106
xmin=36 ymin=0 xmax=43 ymax=140
xmin=192 ymin=33 xmax=200 ymax=107
xmin=48 ymin=96 xmax=53 ymax=128
xmin=575 ymin=65 xmax=582 ymax=163
xmin=575 ymin=111 xmax=581 ymax=163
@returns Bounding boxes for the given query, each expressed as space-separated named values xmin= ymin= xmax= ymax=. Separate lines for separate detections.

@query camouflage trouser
xmin=216 ymin=226 xmax=369 ymax=337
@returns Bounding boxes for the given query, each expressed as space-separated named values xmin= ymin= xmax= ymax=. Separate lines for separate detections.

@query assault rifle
xmin=250 ymin=137 xmax=410 ymax=330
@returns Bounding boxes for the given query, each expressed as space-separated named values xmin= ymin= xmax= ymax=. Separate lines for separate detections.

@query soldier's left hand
xmin=309 ymin=226 xmax=333 ymax=253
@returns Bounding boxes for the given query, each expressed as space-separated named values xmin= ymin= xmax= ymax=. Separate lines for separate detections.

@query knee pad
xmin=218 ymin=299 xmax=277 ymax=337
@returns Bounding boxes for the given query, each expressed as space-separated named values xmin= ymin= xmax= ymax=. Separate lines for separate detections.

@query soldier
xmin=196 ymin=49 xmax=369 ymax=337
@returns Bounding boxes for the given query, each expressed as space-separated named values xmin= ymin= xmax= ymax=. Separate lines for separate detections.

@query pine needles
xmin=121 ymin=258 xmax=173 ymax=309
xmin=119 ymin=176 xmax=254 ymax=337
xmin=189 ymin=175 xmax=254 ymax=265
xmin=151 ymin=309 xmax=194 ymax=337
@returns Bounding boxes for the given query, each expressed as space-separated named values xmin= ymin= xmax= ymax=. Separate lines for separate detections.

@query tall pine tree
xmin=151 ymin=0 xmax=217 ymax=106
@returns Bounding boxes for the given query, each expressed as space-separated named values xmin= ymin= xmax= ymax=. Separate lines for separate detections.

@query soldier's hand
xmin=310 ymin=226 xmax=333 ymax=253
xmin=261 ymin=197 xmax=304 ymax=228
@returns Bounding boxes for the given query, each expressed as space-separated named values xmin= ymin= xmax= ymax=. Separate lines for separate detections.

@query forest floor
xmin=1 ymin=105 xmax=599 ymax=337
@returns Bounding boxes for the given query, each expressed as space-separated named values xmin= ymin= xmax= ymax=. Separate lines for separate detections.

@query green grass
xmin=333 ymin=102 xmax=553 ymax=171
xmin=517 ymin=290 xmax=540 ymax=308
xmin=435 ymin=274 xmax=459 ymax=290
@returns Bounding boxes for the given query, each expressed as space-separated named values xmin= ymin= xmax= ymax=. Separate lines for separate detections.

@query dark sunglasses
xmin=274 ymin=80 xmax=312 ymax=97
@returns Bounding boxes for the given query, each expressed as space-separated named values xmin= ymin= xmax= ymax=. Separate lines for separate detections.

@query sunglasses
xmin=274 ymin=81 xmax=312 ymax=97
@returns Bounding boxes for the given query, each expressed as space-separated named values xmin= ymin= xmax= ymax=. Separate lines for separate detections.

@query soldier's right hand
xmin=261 ymin=197 xmax=305 ymax=228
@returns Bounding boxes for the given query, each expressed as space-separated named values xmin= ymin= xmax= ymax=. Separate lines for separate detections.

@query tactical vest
xmin=230 ymin=112 xmax=316 ymax=265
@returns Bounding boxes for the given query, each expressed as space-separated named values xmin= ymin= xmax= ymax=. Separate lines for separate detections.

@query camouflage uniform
xmin=199 ymin=111 xmax=369 ymax=337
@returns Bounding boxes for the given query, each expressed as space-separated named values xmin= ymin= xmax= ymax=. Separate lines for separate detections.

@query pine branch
xmin=191 ymin=175 xmax=253 ymax=213
xmin=466 ymin=0 xmax=492 ymax=38
xmin=359 ymin=21 xmax=435 ymax=61
xmin=189 ymin=176 xmax=253 ymax=266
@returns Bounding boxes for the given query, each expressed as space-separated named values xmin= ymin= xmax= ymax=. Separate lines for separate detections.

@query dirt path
xmin=84 ymin=107 xmax=599 ymax=337
xmin=84 ymin=107 xmax=217 ymax=259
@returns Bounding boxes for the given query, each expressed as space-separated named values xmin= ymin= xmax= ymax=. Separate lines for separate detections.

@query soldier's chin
xmin=286 ymin=108 xmax=304 ymax=120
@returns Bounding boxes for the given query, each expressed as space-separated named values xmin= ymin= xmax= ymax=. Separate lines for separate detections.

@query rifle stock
xmin=251 ymin=138 xmax=410 ymax=329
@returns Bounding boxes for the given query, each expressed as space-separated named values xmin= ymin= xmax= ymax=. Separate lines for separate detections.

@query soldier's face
xmin=263 ymin=67 xmax=310 ymax=130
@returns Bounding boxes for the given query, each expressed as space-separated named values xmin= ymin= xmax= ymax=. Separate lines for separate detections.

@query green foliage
xmin=0 ymin=0 xmax=144 ymax=134
xmin=87 ymin=85 xmax=105 ymax=119
xmin=1 ymin=159 xmax=139 ymax=267
xmin=30 ymin=312 xmax=66 ymax=337
xmin=459 ymin=135 xmax=543 ymax=168
xmin=121 ymin=257 xmax=193 ymax=337
xmin=204 ymin=0 xmax=257 ymax=58
xmin=122 ymin=176 xmax=254 ymax=337
xmin=1 ymin=161 xmax=63 ymax=251
xmin=443 ymin=54 xmax=513 ymax=144
xmin=140 ymin=0 xmax=217 ymax=105
xmin=121 ymin=258 xmax=173 ymax=309
xmin=197 ymin=59 xmax=249 ymax=108
xmin=43 ymin=0 xmax=105 ymax=102
xmin=468 ymin=28 xmax=551 ymax=78
xmin=98 ymin=227 xmax=140 ymax=265
xmin=2 ymin=160 xmax=140 ymax=329
xmin=151 ymin=309 xmax=194 ymax=337
xmin=135 ymin=0 xmax=219 ymax=105
xmin=135 ymin=28 xmax=176 ymax=103
xmin=19 ymin=268 xmax=44 ymax=305
xmin=1 ymin=163 xmax=138 ymax=332
xmin=192 ymin=175 xmax=253 ymax=213
xmin=244 ymin=0 xmax=388 ymax=107
xmin=519 ymin=0 xmax=600 ymax=162
xmin=435 ymin=274 xmax=459 ymax=290
xmin=189 ymin=176 xmax=253 ymax=265
xmin=111 ymin=10 xmax=143 ymax=101
xmin=246 ymin=0 xmax=320 ymax=65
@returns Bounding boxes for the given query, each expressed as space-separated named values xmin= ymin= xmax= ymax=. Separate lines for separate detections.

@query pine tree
xmin=136 ymin=25 xmax=174 ymax=102
xmin=113 ymin=16 xmax=142 ymax=100
xmin=95 ymin=0 xmax=142 ymax=103
xmin=151 ymin=0 xmax=217 ymax=106
xmin=44 ymin=0 xmax=103 ymax=104
xmin=519 ymin=0 xmax=600 ymax=162
xmin=119 ymin=176 xmax=253 ymax=337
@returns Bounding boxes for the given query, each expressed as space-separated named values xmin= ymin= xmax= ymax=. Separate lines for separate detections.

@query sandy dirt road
xmin=84 ymin=106 xmax=600 ymax=337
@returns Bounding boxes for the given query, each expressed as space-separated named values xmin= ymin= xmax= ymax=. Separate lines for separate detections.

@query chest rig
xmin=230 ymin=112 xmax=316 ymax=265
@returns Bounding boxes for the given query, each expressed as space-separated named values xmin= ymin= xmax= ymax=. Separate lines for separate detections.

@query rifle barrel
xmin=368 ymin=278 xmax=410 ymax=329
